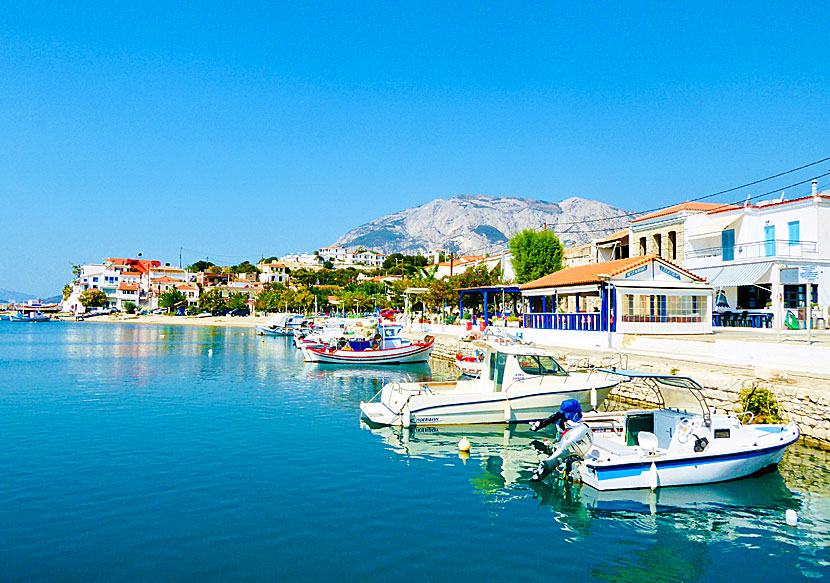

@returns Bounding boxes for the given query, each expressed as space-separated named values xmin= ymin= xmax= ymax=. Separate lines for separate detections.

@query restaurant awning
xmin=687 ymin=214 xmax=743 ymax=240
xmin=691 ymin=262 xmax=773 ymax=287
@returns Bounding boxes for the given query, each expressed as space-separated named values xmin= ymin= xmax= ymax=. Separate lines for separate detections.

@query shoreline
xmin=52 ymin=314 xmax=270 ymax=329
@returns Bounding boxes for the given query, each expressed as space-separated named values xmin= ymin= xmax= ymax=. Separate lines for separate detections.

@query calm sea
xmin=0 ymin=322 xmax=828 ymax=582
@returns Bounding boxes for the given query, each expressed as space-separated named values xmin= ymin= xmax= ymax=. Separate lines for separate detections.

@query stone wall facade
xmin=631 ymin=221 xmax=685 ymax=266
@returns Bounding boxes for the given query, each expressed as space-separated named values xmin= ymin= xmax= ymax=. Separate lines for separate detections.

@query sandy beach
xmin=53 ymin=313 xmax=272 ymax=329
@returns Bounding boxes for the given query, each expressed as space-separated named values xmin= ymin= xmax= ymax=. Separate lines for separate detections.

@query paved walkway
xmin=651 ymin=328 xmax=830 ymax=346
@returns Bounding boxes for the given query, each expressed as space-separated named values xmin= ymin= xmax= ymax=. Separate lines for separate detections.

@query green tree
xmin=159 ymin=289 xmax=187 ymax=313
xmin=226 ymin=293 xmax=249 ymax=310
xmin=198 ymin=289 xmax=226 ymax=314
xmin=188 ymin=260 xmax=215 ymax=273
xmin=509 ymin=229 xmax=564 ymax=284
xmin=231 ymin=260 xmax=261 ymax=276
xmin=323 ymin=260 xmax=334 ymax=270
xmin=62 ymin=284 xmax=72 ymax=301
xmin=79 ymin=288 xmax=108 ymax=308
xmin=123 ymin=301 xmax=137 ymax=314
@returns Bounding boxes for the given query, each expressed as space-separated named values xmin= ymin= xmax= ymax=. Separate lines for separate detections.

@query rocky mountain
xmin=334 ymin=194 xmax=634 ymax=255
xmin=0 ymin=288 xmax=36 ymax=303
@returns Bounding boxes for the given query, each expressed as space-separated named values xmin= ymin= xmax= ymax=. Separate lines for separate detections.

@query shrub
xmin=738 ymin=385 xmax=783 ymax=424
xmin=123 ymin=302 xmax=137 ymax=314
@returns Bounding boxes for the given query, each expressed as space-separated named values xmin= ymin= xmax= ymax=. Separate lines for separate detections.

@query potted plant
xmin=506 ymin=315 xmax=520 ymax=328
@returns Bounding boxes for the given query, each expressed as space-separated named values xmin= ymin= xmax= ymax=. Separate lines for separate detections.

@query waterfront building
xmin=629 ymin=202 xmax=737 ymax=267
xmin=684 ymin=181 xmax=830 ymax=330
xmin=520 ymin=255 xmax=712 ymax=335
xmin=63 ymin=257 xmax=162 ymax=312
xmin=563 ymin=243 xmax=592 ymax=267
xmin=257 ymin=261 xmax=290 ymax=284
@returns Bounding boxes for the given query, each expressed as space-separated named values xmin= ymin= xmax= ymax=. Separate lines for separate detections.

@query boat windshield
xmin=516 ymin=355 xmax=568 ymax=376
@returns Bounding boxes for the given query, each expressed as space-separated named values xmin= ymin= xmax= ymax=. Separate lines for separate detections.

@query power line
xmin=545 ymin=155 xmax=830 ymax=227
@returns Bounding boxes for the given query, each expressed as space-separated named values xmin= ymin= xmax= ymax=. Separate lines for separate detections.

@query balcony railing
xmin=686 ymin=239 xmax=817 ymax=260
xmin=523 ymin=312 xmax=604 ymax=331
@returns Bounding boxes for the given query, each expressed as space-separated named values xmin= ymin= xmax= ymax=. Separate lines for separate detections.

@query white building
xmin=319 ymin=245 xmax=348 ymax=263
xmin=63 ymin=257 xmax=162 ymax=312
xmin=257 ymin=260 xmax=290 ymax=284
xmin=685 ymin=182 xmax=830 ymax=329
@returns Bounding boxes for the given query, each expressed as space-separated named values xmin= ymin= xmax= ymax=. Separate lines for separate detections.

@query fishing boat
xmin=8 ymin=311 xmax=51 ymax=322
xmin=360 ymin=342 xmax=617 ymax=427
xmin=531 ymin=370 xmax=800 ymax=491
xmin=301 ymin=323 xmax=433 ymax=365
xmin=454 ymin=329 xmax=529 ymax=377
xmin=256 ymin=313 xmax=304 ymax=336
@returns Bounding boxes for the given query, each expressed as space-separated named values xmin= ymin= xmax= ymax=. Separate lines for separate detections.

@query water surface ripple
xmin=0 ymin=322 xmax=828 ymax=582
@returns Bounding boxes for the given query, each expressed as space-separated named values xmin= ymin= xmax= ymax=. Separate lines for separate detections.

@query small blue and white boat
xmin=8 ymin=311 xmax=51 ymax=322
xmin=256 ymin=313 xmax=304 ymax=336
xmin=532 ymin=370 xmax=800 ymax=491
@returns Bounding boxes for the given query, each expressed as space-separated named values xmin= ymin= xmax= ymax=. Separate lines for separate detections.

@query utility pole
xmin=450 ymin=252 xmax=454 ymax=277
xmin=179 ymin=247 xmax=182 ymax=269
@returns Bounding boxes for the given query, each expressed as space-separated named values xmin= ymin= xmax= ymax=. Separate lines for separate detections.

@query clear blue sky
xmin=1 ymin=2 xmax=828 ymax=296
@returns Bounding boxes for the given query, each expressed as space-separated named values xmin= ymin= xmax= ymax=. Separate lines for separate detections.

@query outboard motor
xmin=531 ymin=422 xmax=593 ymax=482
xmin=529 ymin=399 xmax=583 ymax=433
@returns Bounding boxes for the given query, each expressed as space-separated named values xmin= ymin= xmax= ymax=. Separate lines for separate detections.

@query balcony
xmin=686 ymin=239 xmax=817 ymax=262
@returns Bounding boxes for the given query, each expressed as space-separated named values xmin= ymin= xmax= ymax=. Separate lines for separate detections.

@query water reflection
xmin=363 ymin=420 xmax=830 ymax=577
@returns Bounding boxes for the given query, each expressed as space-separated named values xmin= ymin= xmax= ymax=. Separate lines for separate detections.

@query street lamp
xmin=597 ymin=274 xmax=612 ymax=348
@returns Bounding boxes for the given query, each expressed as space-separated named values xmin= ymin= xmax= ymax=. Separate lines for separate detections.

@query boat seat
xmin=637 ymin=431 xmax=659 ymax=455
xmin=591 ymin=436 xmax=637 ymax=457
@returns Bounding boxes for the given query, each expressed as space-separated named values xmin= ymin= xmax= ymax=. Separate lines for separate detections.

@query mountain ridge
xmin=334 ymin=194 xmax=633 ymax=255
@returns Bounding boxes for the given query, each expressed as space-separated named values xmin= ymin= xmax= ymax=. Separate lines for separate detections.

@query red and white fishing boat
xmin=301 ymin=323 xmax=434 ymax=365
xmin=455 ymin=351 xmax=484 ymax=377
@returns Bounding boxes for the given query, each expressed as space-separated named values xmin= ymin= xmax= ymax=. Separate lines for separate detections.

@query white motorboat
xmin=302 ymin=323 xmax=433 ymax=365
xmin=256 ymin=313 xmax=304 ymax=336
xmin=360 ymin=343 xmax=617 ymax=427
xmin=531 ymin=370 xmax=800 ymax=491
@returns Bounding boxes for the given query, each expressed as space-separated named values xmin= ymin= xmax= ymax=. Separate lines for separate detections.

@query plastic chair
xmin=739 ymin=311 xmax=750 ymax=327
xmin=720 ymin=311 xmax=732 ymax=327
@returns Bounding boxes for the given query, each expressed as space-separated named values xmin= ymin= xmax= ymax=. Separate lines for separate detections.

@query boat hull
xmin=256 ymin=325 xmax=294 ymax=336
xmin=361 ymin=382 xmax=615 ymax=427
xmin=302 ymin=341 xmax=433 ymax=365
xmin=580 ymin=425 xmax=800 ymax=491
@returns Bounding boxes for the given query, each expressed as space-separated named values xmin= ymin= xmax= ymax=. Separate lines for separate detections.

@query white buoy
xmin=458 ymin=436 xmax=471 ymax=452
xmin=785 ymin=509 xmax=798 ymax=527
xmin=208 ymin=348 xmax=213 ymax=356
xmin=649 ymin=461 xmax=659 ymax=492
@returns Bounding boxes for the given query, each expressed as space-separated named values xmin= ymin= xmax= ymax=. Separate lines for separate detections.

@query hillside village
xmin=53 ymin=181 xmax=830 ymax=335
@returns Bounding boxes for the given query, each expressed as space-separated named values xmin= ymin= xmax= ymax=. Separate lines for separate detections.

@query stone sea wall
xmin=418 ymin=333 xmax=830 ymax=450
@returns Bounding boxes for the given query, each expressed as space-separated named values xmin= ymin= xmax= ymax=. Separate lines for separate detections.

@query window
xmin=516 ymin=355 xmax=568 ymax=377
xmin=620 ymin=294 xmax=706 ymax=323
xmin=653 ymin=233 xmax=662 ymax=257
xmin=639 ymin=237 xmax=647 ymax=255
xmin=788 ymin=221 xmax=800 ymax=246
xmin=764 ymin=225 xmax=776 ymax=257
xmin=668 ymin=231 xmax=676 ymax=260
xmin=722 ymin=229 xmax=735 ymax=261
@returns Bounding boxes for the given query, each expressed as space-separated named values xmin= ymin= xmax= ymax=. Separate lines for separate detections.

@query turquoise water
xmin=1 ymin=322 xmax=829 ymax=582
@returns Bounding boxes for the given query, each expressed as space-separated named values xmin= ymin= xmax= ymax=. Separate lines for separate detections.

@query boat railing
xmin=732 ymin=411 xmax=755 ymax=425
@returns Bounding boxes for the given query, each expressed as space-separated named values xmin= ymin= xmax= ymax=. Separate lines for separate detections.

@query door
xmin=764 ymin=225 xmax=775 ymax=257
xmin=722 ymin=229 xmax=735 ymax=261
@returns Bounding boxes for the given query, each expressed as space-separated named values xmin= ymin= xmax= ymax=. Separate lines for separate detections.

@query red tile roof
xmin=520 ymin=255 xmax=704 ymax=289
xmin=176 ymin=284 xmax=198 ymax=291
xmin=631 ymin=202 xmax=739 ymax=223
xmin=151 ymin=276 xmax=181 ymax=283
xmin=118 ymin=283 xmax=139 ymax=291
